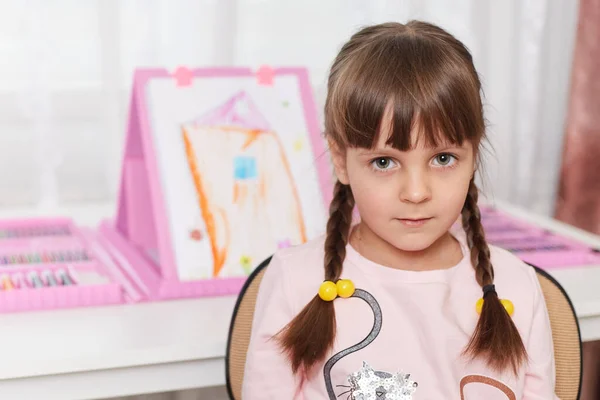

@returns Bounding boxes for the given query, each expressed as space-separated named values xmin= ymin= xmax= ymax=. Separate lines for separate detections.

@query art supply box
xmin=0 ymin=217 xmax=140 ymax=313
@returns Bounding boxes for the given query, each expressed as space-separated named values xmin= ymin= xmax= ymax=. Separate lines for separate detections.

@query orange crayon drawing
xmin=181 ymin=92 xmax=307 ymax=278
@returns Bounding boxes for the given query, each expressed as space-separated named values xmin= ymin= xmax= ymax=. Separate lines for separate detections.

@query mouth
xmin=397 ymin=217 xmax=432 ymax=227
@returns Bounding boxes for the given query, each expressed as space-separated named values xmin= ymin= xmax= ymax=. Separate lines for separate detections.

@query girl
xmin=243 ymin=21 xmax=557 ymax=399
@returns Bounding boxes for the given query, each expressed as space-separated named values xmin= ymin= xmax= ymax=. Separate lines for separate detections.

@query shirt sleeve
xmin=522 ymin=268 xmax=560 ymax=400
xmin=242 ymin=252 xmax=300 ymax=399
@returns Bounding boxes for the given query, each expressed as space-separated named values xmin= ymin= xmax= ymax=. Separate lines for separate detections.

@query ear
xmin=328 ymin=140 xmax=349 ymax=185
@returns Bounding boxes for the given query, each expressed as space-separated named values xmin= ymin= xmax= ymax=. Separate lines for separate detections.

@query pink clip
xmin=256 ymin=65 xmax=275 ymax=86
xmin=173 ymin=66 xmax=193 ymax=87
xmin=277 ymin=239 xmax=291 ymax=249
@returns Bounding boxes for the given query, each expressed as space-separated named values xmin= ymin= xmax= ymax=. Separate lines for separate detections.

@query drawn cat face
xmin=341 ymin=362 xmax=418 ymax=400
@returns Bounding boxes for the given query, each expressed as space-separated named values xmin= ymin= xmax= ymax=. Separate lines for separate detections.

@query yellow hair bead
xmin=318 ymin=281 xmax=338 ymax=302
xmin=475 ymin=298 xmax=515 ymax=316
xmin=336 ymin=279 xmax=355 ymax=298
xmin=501 ymin=299 xmax=515 ymax=316
xmin=476 ymin=298 xmax=484 ymax=314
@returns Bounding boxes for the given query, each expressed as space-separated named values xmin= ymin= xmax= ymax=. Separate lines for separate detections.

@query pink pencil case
xmin=0 ymin=218 xmax=141 ymax=313
xmin=481 ymin=207 xmax=600 ymax=269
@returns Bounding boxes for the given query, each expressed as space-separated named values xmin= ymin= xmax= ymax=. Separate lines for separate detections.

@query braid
xmin=276 ymin=181 xmax=354 ymax=374
xmin=461 ymin=180 xmax=493 ymax=286
xmin=462 ymin=179 xmax=527 ymax=374
xmin=324 ymin=181 xmax=355 ymax=281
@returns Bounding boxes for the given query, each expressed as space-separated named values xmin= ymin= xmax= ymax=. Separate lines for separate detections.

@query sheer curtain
xmin=0 ymin=0 xmax=579 ymax=219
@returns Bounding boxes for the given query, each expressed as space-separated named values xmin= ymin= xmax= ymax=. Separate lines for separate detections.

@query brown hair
xmin=276 ymin=21 xmax=526 ymax=375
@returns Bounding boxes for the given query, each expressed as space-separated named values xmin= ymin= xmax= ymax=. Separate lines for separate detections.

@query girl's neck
xmin=349 ymin=222 xmax=463 ymax=272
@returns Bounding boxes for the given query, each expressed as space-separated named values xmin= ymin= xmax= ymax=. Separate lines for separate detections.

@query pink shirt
xmin=243 ymin=230 xmax=558 ymax=399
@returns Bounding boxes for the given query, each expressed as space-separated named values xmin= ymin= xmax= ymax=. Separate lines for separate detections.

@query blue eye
xmin=371 ymin=157 xmax=396 ymax=171
xmin=432 ymin=153 xmax=456 ymax=167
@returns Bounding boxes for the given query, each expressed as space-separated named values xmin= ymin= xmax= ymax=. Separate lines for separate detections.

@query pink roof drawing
xmin=187 ymin=91 xmax=272 ymax=131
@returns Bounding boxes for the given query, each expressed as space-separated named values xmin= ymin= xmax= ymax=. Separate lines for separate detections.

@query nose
xmin=400 ymin=169 xmax=432 ymax=204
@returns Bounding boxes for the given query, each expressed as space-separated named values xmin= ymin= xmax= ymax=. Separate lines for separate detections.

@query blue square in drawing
xmin=233 ymin=156 xmax=257 ymax=180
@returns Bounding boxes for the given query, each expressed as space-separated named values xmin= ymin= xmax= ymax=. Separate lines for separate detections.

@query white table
xmin=0 ymin=202 xmax=598 ymax=399
xmin=0 ymin=296 xmax=236 ymax=399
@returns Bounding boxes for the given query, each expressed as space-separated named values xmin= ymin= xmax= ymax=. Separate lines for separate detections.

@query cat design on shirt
xmin=338 ymin=361 xmax=418 ymax=400
xmin=322 ymin=289 xmax=418 ymax=400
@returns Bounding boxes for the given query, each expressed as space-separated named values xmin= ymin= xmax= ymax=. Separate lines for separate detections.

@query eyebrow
xmin=419 ymin=139 xmax=469 ymax=150
xmin=429 ymin=144 xmax=469 ymax=152
xmin=357 ymin=144 xmax=468 ymax=155
xmin=356 ymin=148 xmax=397 ymax=157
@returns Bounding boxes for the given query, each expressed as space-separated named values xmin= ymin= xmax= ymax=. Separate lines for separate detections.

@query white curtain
xmin=0 ymin=0 xmax=579 ymax=218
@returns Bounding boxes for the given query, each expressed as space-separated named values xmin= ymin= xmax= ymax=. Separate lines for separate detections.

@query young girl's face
xmin=332 ymin=121 xmax=476 ymax=253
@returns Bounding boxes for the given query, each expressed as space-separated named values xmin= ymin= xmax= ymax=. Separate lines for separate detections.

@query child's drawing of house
xmin=181 ymin=91 xmax=307 ymax=278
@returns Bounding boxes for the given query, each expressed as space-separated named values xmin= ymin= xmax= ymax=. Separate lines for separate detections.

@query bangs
xmin=327 ymin=30 xmax=484 ymax=150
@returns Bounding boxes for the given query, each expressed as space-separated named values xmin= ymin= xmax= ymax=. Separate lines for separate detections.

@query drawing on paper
xmin=181 ymin=91 xmax=307 ymax=278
